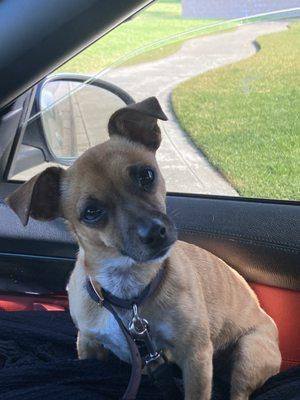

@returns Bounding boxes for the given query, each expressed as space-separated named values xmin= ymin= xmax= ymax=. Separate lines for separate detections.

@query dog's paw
xmin=77 ymin=332 xmax=108 ymax=361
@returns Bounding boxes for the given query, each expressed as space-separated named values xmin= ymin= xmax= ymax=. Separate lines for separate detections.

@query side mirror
xmin=25 ymin=74 xmax=135 ymax=166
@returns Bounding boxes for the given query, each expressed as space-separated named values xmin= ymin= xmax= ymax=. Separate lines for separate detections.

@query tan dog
xmin=7 ymin=97 xmax=281 ymax=400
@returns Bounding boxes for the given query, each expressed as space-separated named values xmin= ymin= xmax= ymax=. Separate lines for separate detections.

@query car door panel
xmin=168 ymin=195 xmax=300 ymax=291
xmin=0 ymin=192 xmax=298 ymax=291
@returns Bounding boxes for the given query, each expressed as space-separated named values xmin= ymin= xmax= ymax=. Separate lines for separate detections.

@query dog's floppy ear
xmin=6 ymin=166 xmax=63 ymax=226
xmin=108 ymin=96 xmax=168 ymax=151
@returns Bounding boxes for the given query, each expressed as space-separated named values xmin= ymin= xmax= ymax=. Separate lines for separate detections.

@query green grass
xmin=122 ymin=40 xmax=183 ymax=67
xmin=122 ymin=24 xmax=236 ymax=67
xmin=172 ymin=23 xmax=300 ymax=200
xmin=59 ymin=0 xmax=233 ymax=73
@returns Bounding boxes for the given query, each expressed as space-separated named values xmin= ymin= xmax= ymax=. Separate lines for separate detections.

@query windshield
xmin=10 ymin=0 xmax=300 ymax=201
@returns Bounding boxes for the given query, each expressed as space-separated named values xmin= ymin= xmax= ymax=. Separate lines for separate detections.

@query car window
xmin=9 ymin=0 xmax=300 ymax=201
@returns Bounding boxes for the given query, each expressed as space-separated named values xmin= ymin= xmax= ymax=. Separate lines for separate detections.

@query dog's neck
xmin=79 ymin=247 xmax=167 ymax=299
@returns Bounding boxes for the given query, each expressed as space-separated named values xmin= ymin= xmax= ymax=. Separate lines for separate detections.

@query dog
xmin=6 ymin=97 xmax=281 ymax=400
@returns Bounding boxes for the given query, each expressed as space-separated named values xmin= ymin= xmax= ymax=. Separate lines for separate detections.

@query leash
xmin=86 ymin=266 xmax=182 ymax=400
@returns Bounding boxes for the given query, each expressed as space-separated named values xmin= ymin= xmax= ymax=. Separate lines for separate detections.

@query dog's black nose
xmin=137 ymin=218 xmax=167 ymax=246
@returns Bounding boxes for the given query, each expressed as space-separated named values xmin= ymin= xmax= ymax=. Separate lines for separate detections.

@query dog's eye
xmin=129 ymin=165 xmax=156 ymax=192
xmin=137 ymin=167 xmax=155 ymax=191
xmin=82 ymin=206 xmax=106 ymax=223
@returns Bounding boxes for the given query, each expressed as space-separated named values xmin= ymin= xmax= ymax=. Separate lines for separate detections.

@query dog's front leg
xmin=77 ymin=331 xmax=109 ymax=361
xmin=181 ymin=341 xmax=213 ymax=400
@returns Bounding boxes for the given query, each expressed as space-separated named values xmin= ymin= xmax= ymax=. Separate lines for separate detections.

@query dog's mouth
xmin=149 ymin=246 xmax=171 ymax=261
xmin=120 ymin=242 xmax=174 ymax=264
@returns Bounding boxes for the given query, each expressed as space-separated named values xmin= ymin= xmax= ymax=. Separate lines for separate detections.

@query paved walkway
xmin=103 ymin=21 xmax=287 ymax=195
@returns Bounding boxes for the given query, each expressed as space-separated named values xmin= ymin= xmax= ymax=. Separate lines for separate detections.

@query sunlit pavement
xmin=103 ymin=21 xmax=288 ymax=195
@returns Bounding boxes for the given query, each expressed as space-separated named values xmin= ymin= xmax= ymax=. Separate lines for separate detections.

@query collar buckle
xmin=128 ymin=304 xmax=149 ymax=337
xmin=129 ymin=303 xmax=163 ymax=368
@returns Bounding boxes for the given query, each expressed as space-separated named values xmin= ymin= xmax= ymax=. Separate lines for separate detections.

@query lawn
xmin=59 ymin=0 xmax=233 ymax=73
xmin=172 ymin=23 xmax=300 ymax=200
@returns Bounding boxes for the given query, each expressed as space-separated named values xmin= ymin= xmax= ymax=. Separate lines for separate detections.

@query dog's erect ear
xmin=108 ymin=96 xmax=168 ymax=151
xmin=6 ymin=166 xmax=63 ymax=226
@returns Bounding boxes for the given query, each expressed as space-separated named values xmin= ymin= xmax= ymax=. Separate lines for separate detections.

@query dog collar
xmin=86 ymin=264 xmax=165 ymax=309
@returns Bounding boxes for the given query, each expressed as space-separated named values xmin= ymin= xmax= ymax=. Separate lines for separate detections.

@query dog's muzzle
xmin=123 ymin=214 xmax=177 ymax=263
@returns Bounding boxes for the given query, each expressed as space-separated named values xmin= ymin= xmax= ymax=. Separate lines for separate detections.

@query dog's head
xmin=6 ymin=97 xmax=177 ymax=265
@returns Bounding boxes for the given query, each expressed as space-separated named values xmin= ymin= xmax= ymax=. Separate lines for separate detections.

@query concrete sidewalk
xmin=103 ymin=21 xmax=288 ymax=195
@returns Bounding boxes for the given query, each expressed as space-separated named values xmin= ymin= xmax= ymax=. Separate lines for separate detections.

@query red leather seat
xmin=250 ymin=283 xmax=300 ymax=371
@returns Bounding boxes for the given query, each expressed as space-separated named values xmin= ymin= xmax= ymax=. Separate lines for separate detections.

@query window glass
xmin=10 ymin=1 xmax=300 ymax=201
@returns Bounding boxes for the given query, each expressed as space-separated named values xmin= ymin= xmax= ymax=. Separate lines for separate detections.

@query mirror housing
xmin=22 ymin=73 xmax=135 ymax=166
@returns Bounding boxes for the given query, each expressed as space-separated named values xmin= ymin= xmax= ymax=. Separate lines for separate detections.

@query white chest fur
xmin=67 ymin=250 xmax=174 ymax=363
xmin=82 ymin=306 xmax=174 ymax=364
xmin=86 ymin=307 xmax=132 ymax=362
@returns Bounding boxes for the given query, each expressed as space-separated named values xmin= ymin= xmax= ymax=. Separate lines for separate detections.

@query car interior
xmin=0 ymin=0 xmax=299 ymax=399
